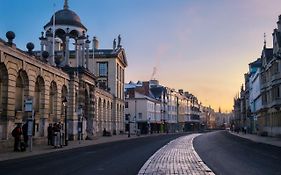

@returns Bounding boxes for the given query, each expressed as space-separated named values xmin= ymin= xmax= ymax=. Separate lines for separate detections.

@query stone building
xmin=124 ymin=80 xmax=205 ymax=133
xmin=235 ymin=15 xmax=281 ymax=136
xmin=259 ymin=15 xmax=281 ymax=136
xmin=0 ymin=0 xmax=127 ymax=147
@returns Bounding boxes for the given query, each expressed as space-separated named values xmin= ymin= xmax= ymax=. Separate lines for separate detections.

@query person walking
xmin=12 ymin=123 xmax=22 ymax=152
xmin=22 ymin=121 xmax=28 ymax=148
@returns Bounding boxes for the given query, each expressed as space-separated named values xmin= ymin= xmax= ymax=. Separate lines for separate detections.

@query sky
xmin=0 ymin=0 xmax=281 ymax=112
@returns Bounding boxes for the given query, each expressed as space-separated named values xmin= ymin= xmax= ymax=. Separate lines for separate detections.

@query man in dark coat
xmin=12 ymin=123 xmax=22 ymax=152
xmin=22 ymin=122 xmax=28 ymax=147
xmin=47 ymin=124 xmax=53 ymax=145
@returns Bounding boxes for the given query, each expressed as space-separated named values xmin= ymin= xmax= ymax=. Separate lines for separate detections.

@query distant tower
xmin=277 ymin=15 xmax=281 ymax=31
xmin=263 ymin=33 xmax=267 ymax=49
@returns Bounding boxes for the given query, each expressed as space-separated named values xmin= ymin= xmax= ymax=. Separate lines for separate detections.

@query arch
xmin=55 ymin=28 xmax=66 ymax=41
xmin=103 ymin=99 xmax=106 ymax=108
xmin=49 ymin=81 xmax=58 ymax=117
xmin=69 ymin=30 xmax=79 ymax=38
xmin=0 ymin=63 xmax=8 ymax=120
xmin=61 ymin=85 xmax=68 ymax=116
xmin=84 ymin=89 xmax=89 ymax=119
xmin=103 ymin=99 xmax=106 ymax=129
xmin=98 ymin=98 xmax=102 ymax=107
xmin=15 ymin=70 xmax=29 ymax=111
xmin=34 ymin=76 xmax=45 ymax=114
xmin=98 ymin=97 xmax=102 ymax=132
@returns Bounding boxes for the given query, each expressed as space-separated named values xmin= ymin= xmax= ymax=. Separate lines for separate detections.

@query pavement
xmin=138 ymin=134 xmax=214 ymax=175
xmin=0 ymin=133 xmax=161 ymax=162
xmin=229 ymin=131 xmax=281 ymax=147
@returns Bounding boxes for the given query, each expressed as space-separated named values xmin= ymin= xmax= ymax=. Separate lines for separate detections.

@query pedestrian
xmin=244 ymin=126 xmax=247 ymax=134
xmin=22 ymin=121 xmax=28 ymax=147
xmin=58 ymin=122 xmax=63 ymax=147
xmin=53 ymin=123 xmax=60 ymax=148
xmin=103 ymin=128 xmax=106 ymax=136
xmin=12 ymin=123 xmax=22 ymax=152
xmin=47 ymin=123 xmax=53 ymax=145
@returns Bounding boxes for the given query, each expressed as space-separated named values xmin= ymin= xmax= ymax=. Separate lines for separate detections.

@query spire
xmin=263 ymin=33 xmax=267 ymax=49
xmin=64 ymin=0 xmax=69 ymax=9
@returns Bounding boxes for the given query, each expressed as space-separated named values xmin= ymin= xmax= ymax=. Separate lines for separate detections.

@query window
xmin=99 ymin=62 xmax=108 ymax=76
xmin=98 ymin=80 xmax=107 ymax=90
xmin=138 ymin=113 xmax=142 ymax=119
xmin=117 ymin=65 xmax=119 ymax=79
xmin=125 ymin=102 xmax=128 ymax=108
xmin=272 ymin=86 xmax=280 ymax=99
xmin=0 ymin=79 xmax=2 ymax=108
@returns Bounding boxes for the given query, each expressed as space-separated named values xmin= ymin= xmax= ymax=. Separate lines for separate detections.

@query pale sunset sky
xmin=1 ymin=0 xmax=281 ymax=112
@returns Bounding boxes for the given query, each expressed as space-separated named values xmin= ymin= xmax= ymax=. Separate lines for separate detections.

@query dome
xmin=44 ymin=6 xmax=87 ymax=31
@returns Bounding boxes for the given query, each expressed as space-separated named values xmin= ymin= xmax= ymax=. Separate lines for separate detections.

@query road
xmin=193 ymin=131 xmax=281 ymax=175
xmin=0 ymin=133 xmax=187 ymax=175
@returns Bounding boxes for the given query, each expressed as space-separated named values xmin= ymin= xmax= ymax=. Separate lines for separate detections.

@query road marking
xmin=138 ymin=134 xmax=214 ymax=175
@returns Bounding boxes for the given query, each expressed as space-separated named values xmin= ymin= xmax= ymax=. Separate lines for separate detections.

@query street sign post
xmin=25 ymin=99 xmax=33 ymax=152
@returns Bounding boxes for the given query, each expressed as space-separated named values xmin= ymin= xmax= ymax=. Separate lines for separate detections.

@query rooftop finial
xmin=264 ymin=33 xmax=267 ymax=48
xmin=64 ymin=0 xmax=69 ymax=9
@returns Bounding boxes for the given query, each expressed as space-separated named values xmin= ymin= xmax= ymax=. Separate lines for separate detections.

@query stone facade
xmin=0 ymin=1 xmax=127 ymax=148
xmin=234 ymin=15 xmax=281 ymax=136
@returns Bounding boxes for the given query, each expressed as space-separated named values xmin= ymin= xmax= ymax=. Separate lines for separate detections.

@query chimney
xmin=179 ymin=89 xmax=184 ymax=94
xmin=93 ymin=36 xmax=99 ymax=50
xmin=143 ymin=81 xmax=150 ymax=96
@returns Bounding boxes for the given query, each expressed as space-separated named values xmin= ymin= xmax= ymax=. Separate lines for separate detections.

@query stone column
xmin=75 ymin=40 xmax=79 ymax=67
xmin=65 ymin=35 xmax=70 ymax=66
xmin=85 ymin=37 xmax=90 ymax=69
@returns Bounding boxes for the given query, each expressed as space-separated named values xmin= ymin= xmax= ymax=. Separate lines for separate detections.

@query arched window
xmin=34 ymin=76 xmax=45 ymax=113
xmin=15 ymin=71 xmax=28 ymax=111
xmin=61 ymin=85 xmax=68 ymax=116
xmin=0 ymin=63 xmax=8 ymax=117
xmin=85 ymin=89 xmax=89 ymax=119
xmin=98 ymin=98 xmax=102 ymax=120
xmin=49 ymin=81 xmax=57 ymax=115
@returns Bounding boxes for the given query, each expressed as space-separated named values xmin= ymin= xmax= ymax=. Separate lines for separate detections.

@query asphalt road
xmin=0 ymin=133 xmax=188 ymax=175
xmin=194 ymin=131 xmax=281 ymax=175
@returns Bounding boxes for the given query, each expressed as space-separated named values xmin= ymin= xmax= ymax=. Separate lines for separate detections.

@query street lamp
xmin=127 ymin=114 xmax=131 ymax=137
xmin=62 ymin=97 xmax=68 ymax=146
xmin=78 ymin=105 xmax=83 ymax=144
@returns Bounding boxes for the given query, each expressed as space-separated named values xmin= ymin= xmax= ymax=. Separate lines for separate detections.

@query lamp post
xmin=62 ymin=97 xmax=68 ymax=146
xmin=78 ymin=105 xmax=83 ymax=144
xmin=127 ymin=114 xmax=131 ymax=137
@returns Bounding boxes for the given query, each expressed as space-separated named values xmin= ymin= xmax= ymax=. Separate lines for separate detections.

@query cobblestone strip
xmin=138 ymin=134 xmax=214 ymax=175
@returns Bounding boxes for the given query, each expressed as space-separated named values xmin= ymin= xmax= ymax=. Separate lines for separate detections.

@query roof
xmin=249 ymin=58 xmax=262 ymax=68
xmin=94 ymin=48 xmax=128 ymax=67
xmin=150 ymin=86 xmax=165 ymax=99
xmin=132 ymin=92 xmax=160 ymax=103
xmin=44 ymin=7 xmax=87 ymax=31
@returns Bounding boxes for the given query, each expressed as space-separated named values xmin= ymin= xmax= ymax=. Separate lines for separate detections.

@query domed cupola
xmin=43 ymin=0 xmax=87 ymax=38
xmin=40 ymin=0 xmax=93 ymax=69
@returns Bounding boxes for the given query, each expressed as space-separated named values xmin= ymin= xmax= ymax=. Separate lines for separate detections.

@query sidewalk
xmin=0 ymin=133 xmax=165 ymax=162
xmin=230 ymin=131 xmax=281 ymax=147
